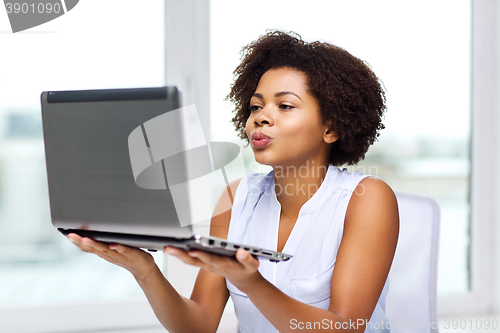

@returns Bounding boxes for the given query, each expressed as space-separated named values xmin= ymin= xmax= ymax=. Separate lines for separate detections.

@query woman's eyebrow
xmin=275 ymin=91 xmax=302 ymax=101
xmin=251 ymin=91 xmax=303 ymax=101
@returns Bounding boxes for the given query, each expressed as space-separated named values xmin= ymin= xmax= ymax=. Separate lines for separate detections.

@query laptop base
xmin=59 ymin=228 xmax=292 ymax=262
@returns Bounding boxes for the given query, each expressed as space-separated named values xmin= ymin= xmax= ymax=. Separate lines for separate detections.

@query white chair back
xmin=385 ymin=191 xmax=440 ymax=333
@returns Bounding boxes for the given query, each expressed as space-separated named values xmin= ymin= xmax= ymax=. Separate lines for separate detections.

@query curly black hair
xmin=226 ymin=30 xmax=386 ymax=166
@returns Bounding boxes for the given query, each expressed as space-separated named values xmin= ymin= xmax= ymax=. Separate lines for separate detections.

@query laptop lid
xmin=41 ymin=86 xmax=193 ymax=239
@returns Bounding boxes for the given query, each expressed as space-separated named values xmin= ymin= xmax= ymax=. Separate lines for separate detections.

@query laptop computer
xmin=40 ymin=86 xmax=291 ymax=262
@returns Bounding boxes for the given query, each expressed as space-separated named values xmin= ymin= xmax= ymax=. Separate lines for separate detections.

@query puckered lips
xmin=251 ymin=132 xmax=272 ymax=148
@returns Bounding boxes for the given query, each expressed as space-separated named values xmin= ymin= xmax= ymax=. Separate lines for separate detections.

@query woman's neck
xmin=273 ymin=160 xmax=329 ymax=219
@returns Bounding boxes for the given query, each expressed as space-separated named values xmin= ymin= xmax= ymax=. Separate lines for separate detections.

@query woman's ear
xmin=323 ymin=123 xmax=338 ymax=144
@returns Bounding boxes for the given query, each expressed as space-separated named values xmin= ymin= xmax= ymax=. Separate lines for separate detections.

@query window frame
xmin=437 ymin=0 xmax=497 ymax=317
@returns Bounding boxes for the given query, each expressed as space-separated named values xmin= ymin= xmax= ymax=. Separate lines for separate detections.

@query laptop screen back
xmin=41 ymin=87 xmax=192 ymax=238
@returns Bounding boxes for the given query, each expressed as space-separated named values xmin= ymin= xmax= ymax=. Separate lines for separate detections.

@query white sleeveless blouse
xmin=226 ymin=165 xmax=389 ymax=333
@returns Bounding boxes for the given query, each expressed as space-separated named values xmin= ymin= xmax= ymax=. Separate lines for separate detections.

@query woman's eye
xmin=279 ymin=104 xmax=294 ymax=110
xmin=249 ymin=105 xmax=261 ymax=112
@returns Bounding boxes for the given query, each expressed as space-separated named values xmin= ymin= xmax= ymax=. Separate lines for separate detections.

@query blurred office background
xmin=0 ymin=0 xmax=499 ymax=332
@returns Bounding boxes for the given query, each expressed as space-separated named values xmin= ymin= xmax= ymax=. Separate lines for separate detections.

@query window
xmin=0 ymin=0 xmax=164 ymax=323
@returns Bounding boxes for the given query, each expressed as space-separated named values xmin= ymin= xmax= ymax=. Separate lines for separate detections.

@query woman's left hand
xmin=164 ymin=247 xmax=261 ymax=292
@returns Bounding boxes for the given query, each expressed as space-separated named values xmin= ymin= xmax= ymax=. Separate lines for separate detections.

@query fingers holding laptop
xmin=67 ymin=233 xmax=156 ymax=280
xmin=165 ymin=246 xmax=260 ymax=290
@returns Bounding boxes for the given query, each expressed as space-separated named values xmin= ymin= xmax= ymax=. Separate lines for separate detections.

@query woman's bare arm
xmin=328 ymin=177 xmax=399 ymax=328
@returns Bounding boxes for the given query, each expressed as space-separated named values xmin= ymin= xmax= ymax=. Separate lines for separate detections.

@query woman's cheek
xmin=245 ymin=118 xmax=253 ymax=136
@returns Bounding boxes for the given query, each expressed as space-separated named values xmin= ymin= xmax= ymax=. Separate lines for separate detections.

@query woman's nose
xmin=254 ymin=107 xmax=274 ymax=126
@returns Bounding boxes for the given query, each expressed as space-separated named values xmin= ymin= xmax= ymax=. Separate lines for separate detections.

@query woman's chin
xmin=254 ymin=157 xmax=272 ymax=166
xmin=252 ymin=158 xmax=274 ymax=168
xmin=253 ymin=151 xmax=294 ymax=168
xmin=253 ymin=158 xmax=282 ymax=169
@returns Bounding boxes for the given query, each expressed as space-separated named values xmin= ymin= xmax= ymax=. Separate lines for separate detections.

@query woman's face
xmin=246 ymin=67 xmax=337 ymax=168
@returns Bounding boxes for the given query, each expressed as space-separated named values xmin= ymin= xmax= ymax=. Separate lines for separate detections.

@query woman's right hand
xmin=67 ymin=233 xmax=157 ymax=282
